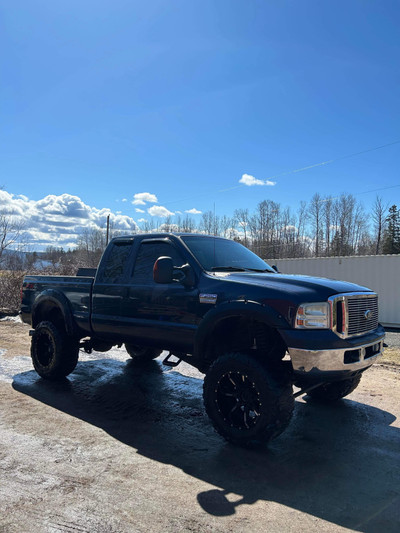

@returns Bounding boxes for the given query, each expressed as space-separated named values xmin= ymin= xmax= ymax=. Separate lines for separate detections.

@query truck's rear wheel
xmin=307 ymin=374 xmax=362 ymax=402
xmin=203 ymin=353 xmax=294 ymax=447
xmin=31 ymin=321 xmax=79 ymax=380
xmin=124 ymin=344 xmax=162 ymax=362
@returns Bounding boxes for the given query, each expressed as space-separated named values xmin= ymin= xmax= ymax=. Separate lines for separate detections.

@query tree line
xmin=1 ymin=191 xmax=400 ymax=311
xmin=142 ymin=193 xmax=400 ymax=258
xmin=2 ymin=192 xmax=400 ymax=271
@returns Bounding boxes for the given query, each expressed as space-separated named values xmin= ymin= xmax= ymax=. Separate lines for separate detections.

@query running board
xmin=162 ymin=353 xmax=182 ymax=367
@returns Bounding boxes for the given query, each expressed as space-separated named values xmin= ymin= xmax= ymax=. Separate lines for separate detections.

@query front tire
xmin=124 ymin=344 xmax=162 ymax=363
xmin=203 ymin=353 xmax=294 ymax=447
xmin=307 ymin=374 xmax=362 ymax=402
xmin=31 ymin=321 xmax=79 ymax=380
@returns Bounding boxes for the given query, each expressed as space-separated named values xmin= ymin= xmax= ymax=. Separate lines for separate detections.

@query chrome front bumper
xmin=288 ymin=338 xmax=384 ymax=374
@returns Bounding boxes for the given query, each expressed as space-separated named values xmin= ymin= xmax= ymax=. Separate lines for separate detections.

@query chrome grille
xmin=329 ymin=292 xmax=379 ymax=339
xmin=347 ymin=295 xmax=378 ymax=336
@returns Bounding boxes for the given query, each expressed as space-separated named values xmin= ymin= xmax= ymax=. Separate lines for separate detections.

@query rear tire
xmin=307 ymin=374 xmax=362 ymax=402
xmin=203 ymin=353 xmax=294 ymax=447
xmin=31 ymin=321 xmax=79 ymax=380
xmin=125 ymin=344 xmax=162 ymax=363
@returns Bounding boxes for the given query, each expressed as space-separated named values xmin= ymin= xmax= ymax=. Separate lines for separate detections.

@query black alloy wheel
xmin=31 ymin=321 xmax=79 ymax=380
xmin=215 ymin=371 xmax=261 ymax=430
xmin=203 ymin=352 xmax=294 ymax=447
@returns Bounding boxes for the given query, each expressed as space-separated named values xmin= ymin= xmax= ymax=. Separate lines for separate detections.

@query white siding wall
xmin=269 ymin=255 xmax=400 ymax=327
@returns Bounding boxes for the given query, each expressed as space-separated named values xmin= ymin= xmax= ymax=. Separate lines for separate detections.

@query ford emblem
xmin=364 ymin=309 xmax=372 ymax=320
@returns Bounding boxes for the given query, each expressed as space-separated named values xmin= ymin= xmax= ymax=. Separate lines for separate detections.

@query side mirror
xmin=178 ymin=263 xmax=195 ymax=287
xmin=153 ymin=256 xmax=173 ymax=284
xmin=272 ymin=265 xmax=279 ymax=273
xmin=153 ymin=256 xmax=196 ymax=287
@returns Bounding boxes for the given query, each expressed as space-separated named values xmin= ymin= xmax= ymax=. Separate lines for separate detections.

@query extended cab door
xmin=120 ymin=238 xmax=199 ymax=351
xmin=91 ymin=238 xmax=135 ymax=336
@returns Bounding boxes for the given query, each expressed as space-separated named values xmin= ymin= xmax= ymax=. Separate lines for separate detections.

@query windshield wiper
xmin=245 ymin=268 xmax=274 ymax=273
xmin=210 ymin=266 xmax=247 ymax=272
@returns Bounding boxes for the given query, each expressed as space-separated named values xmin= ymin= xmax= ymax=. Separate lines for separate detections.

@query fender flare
xmin=194 ymin=300 xmax=289 ymax=359
xmin=31 ymin=289 xmax=77 ymax=337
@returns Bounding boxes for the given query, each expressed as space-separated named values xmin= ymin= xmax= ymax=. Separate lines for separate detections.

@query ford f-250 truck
xmin=20 ymin=233 xmax=385 ymax=447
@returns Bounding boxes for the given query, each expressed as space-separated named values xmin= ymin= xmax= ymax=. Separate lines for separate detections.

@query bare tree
xmin=309 ymin=193 xmax=323 ymax=257
xmin=76 ymin=227 xmax=107 ymax=267
xmin=372 ymin=196 xmax=388 ymax=254
xmin=234 ymin=208 xmax=249 ymax=245
xmin=323 ymin=196 xmax=333 ymax=256
xmin=219 ymin=215 xmax=233 ymax=238
xmin=181 ymin=215 xmax=195 ymax=233
xmin=0 ymin=212 xmax=25 ymax=267
xmin=296 ymin=201 xmax=309 ymax=257
xmin=200 ymin=211 xmax=214 ymax=235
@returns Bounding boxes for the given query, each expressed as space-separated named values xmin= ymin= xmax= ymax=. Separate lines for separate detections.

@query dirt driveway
xmin=1 ymin=319 xmax=399 ymax=532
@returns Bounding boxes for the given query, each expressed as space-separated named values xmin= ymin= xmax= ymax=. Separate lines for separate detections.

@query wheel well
xmin=33 ymin=302 xmax=66 ymax=333
xmin=201 ymin=316 xmax=287 ymax=370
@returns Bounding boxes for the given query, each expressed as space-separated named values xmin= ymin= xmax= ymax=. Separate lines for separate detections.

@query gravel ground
xmin=384 ymin=329 xmax=400 ymax=348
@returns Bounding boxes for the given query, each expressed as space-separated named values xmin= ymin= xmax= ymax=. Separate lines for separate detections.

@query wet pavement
xmin=0 ymin=344 xmax=399 ymax=532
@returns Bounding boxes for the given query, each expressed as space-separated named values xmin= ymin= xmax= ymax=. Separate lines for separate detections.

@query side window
xmin=99 ymin=242 xmax=133 ymax=283
xmin=132 ymin=242 xmax=185 ymax=284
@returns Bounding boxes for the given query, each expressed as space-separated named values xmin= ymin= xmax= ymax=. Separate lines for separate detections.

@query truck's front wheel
xmin=203 ymin=353 xmax=294 ymax=447
xmin=31 ymin=321 xmax=79 ymax=380
xmin=307 ymin=374 xmax=362 ymax=402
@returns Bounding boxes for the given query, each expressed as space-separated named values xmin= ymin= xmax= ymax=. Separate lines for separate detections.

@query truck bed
xmin=21 ymin=275 xmax=94 ymax=334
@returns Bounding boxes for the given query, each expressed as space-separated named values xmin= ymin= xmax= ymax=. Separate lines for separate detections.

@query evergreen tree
xmin=382 ymin=205 xmax=400 ymax=254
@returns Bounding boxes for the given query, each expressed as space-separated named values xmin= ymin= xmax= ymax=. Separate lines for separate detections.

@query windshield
xmin=181 ymin=236 xmax=275 ymax=272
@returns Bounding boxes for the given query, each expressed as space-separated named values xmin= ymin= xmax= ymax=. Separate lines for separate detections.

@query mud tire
xmin=125 ymin=344 xmax=162 ymax=363
xmin=307 ymin=374 xmax=362 ymax=402
xmin=203 ymin=353 xmax=294 ymax=447
xmin=31 ymin=321 xmax=79 ymax=380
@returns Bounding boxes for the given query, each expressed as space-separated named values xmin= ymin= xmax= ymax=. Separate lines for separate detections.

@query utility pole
xmin=106 ymin=214 xmax=110 ymax=246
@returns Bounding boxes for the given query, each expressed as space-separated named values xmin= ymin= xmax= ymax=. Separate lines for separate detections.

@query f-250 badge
xmin=199 ymin=293 xmax=217 ymax=304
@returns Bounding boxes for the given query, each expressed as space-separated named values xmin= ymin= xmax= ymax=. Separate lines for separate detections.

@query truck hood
xmin=211 ymin=271 xmax=372 ymax=302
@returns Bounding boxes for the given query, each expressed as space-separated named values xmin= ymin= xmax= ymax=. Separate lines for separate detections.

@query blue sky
xmin=1 ymin=1 xmax=399 ymax=247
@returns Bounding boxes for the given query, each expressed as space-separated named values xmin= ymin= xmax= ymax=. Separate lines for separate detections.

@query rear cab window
xmin=97 ymin=240 xmax=134 ymax=283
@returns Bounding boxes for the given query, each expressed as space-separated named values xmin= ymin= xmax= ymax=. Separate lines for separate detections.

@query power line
xmin=162 ymin=138 xmax=400 ymax=207
xmin=265 ymin=139 xmax=400 ymax=180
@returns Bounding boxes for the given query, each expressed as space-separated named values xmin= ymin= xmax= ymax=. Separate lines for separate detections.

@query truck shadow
xmin=12 ymin=357 xmax=400 ymax=532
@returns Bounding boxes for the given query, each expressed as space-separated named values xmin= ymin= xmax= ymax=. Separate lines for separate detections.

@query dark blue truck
xmin=20 ymin=233 xmax=385 ymax=446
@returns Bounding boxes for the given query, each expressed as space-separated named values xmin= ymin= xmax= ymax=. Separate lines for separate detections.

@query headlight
xmin=295 ymin=302 xmax=330 ymax=329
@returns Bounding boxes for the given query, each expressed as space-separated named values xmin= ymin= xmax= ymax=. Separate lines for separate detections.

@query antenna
xmin=213 ymin=202 xmax=216 ymax=267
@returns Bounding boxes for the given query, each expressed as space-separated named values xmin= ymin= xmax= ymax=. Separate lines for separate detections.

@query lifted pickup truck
xmin=20 ymin=233 xmax=385 ymax=446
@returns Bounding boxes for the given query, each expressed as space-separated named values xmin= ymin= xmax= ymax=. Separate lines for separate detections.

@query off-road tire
xmin=203 ymin=352 xmax=294 ymax=447
xmin=31 ymin=321 xmax=79 ymax=380
xmin=307 ymin=374 xmax=362 ymax=402
xmin=125 ymin=344 xmax=162 ymax=362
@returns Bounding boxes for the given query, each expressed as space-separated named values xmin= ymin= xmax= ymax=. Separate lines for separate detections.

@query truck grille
xmin=347 ymin=295 xmax=378 ymax=336
xmin=329 ymin=292 xmax=379 ymax=338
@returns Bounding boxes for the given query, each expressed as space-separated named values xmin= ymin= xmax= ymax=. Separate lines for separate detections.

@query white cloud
xmin=185 ymin=208 xmax=202 ymax=215
xmin=0 ymin=190 xmax=139 ymax=250
xmin=147 ymin=205 xmax=175 ymax=218
xmin=132 ymin=192 xmax=158 ymax=205
xmin=239 ymin=174 xmax=276 ymax=187
xmin=138 ymin=218 xmax=147 ymax=223
xmin=122 ymin=198 xmax=127 ymax=202
xmin=135 ymin=208 xmax=145 ymax=213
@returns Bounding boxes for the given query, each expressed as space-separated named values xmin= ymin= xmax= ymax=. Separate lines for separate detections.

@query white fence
xmin=269 ymin=255 xmax=400 ymax=328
